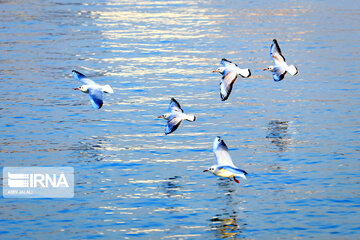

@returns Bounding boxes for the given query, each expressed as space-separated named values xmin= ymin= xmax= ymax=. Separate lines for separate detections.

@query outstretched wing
xmin=221 ymin=166 xmax=248 ymax=175
xmin=270 ymin=39 xmax=286 ymax=65
xmin=72 ymin=70 xmax=96 ymax=85
xmin=221 ymin=58 xmax=236 ymax=67
xmin=220 ymin=71 xmax=237 ymax=101
xmin=88 ymin=88 xmax=103 ymax=109
xmin=272 ymin=67 xmax=287 ymax=82
xmin=165 ymin=114 xmax=183 ymax=135
xmin=168 ymin=98 xmax=183 ymax=113
xmin=213 ymin=139 xmax=236 ymax=168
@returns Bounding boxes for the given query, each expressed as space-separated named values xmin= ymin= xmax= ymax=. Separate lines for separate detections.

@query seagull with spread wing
xmin=203 ymin=136 xmax=248 ymax=183
xmin=72 ymin=70 xmax=114 ymax=109
xmin=158 ymin=98 xmax=196 ymax=135
xmin=264 ymin=39 xmax=298 ymax=81
xmin=213 ymin=58 xmax=251 ymax=101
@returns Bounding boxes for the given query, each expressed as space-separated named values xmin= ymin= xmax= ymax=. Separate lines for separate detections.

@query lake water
xmin=1 ymin=0 xmax=359 ymax=239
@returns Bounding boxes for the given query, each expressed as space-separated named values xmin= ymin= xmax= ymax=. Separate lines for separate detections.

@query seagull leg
xmin=233 ymin=177 xmax=239 ymax=183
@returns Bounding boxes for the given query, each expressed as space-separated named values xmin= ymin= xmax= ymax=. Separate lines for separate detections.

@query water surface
xmin=0 ymin=0 xmax=359 ymax=239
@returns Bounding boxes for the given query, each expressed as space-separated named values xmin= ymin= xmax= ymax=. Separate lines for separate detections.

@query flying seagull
xmin=72 ymin=70 xmax=114 ymax=109
xmin=264 ymin=39 xmax=298 ymax=81
xmin=213 ymin=58 xmax=251 ymax=101
xmin=203 ymin=136 xmax=247 ymax=183
xmin=158 ymin=98 xmax=196 ymax=135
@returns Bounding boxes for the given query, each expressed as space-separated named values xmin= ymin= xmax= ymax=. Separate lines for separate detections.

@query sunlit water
xmin=1 ymin=0 xmax=359 ymax=239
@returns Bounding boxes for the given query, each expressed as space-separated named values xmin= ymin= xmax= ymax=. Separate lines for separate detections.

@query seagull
xmin=203 ymin=136 xmax=247 ymax=183
xmin=213 ymin=58 xmax=251 ymax=101
xmin=72 ymin=70 xmax=114 ymax=109
xmin=158 ymin=98 xmax=196 ymax=135
xmin=264 ymin=39 xmax=298 ymax=81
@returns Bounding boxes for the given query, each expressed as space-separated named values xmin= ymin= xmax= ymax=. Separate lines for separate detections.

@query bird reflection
xmin=73 ymin=136 xmax=107 ymax=162
xmin=211 ymin=211 xmax=240 ymax=238
xmin=210 ymin=178 xmax=247 ymax=239
xmin=266 ymin=120 xmax=290 ymax=152
xmin=161 ymin=176 xmax=183 ymax=198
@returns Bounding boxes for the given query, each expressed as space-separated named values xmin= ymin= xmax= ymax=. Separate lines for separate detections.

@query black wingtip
xmin=274 ymin=73 xmax=285 ymax=82
xmin=217 ymin=139 xmax=229 ymax=151
xmin=72 ymin=70 xmax=86 ymax=78
xmin=220 ymin=94 xmax=229 ymax=101
xmin=165 ymin=129 xmax=174 ymax=135
xmin=272 ymin=39 xmax=281 ymax=50
xmin=170 ymin=97 xmax=181 ymax=106
xmin=221 ymin=58 xmax=231 ymax=63
xmin=170 ymin=97 xmax=179 ymax=104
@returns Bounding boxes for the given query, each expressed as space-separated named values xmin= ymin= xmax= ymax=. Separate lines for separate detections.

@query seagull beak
xmin=212 ymin=70 xmax=218 ymax=73
xmin=263 ymin=68 xmax=268 ymax=71
xmin=157 ymin=115 xmax=163 ymax=119
xmin=203 ymin=169 xmax=208 ymax=172
xmin=74 ymin=88 xmax=79 ymax=90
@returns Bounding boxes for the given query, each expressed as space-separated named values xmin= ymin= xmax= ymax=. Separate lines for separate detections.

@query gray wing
xmin=214 ymin=139 xmax=236 ymax=168
xmin=72 ymin=70 xmax=97 ymax=85
xmin=270 ymin=39 xmax=286 ymax=65
xmin=222 ymin=166 xmax=248 ymax=175
xmin=165 ymin=114 xmax=183 ymax=135
xmin=221 ymin=58 xmax=236 ymax=67
xmin=220 ymin=71 xmax=237 ymax=101
xmin=272 ymin=67 xmax=287 ymax=82
xmin=88 ymin=88 xmax=103 ymax=109
xmin=168 ymin=98 xmax=183 ymax=113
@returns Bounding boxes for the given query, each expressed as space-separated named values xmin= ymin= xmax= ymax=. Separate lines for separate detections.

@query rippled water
xmin=1 ymin=0 xmax=359 ymax=239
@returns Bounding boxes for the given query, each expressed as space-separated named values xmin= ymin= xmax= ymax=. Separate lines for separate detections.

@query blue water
xmin=1 ymin=0 xmax=359 ymax=239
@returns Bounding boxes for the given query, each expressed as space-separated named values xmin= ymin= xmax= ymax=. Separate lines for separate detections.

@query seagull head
xmin=157 ymin=113 xmax=170 ymax=120
xmin=203 ymin=165 xmax=217 ymax=174
xmin=263 ymin=66 xmax=275 ymax=72
xmin=213 ymin=67 xmax=225 ymax=74
xmin=74 ymin=85 xmax=89 ymax=93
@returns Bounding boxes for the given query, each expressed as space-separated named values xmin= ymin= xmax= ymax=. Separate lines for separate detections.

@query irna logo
xmin=3 ymin=167 xmax=74 ymax=198
xmin=7 ymin=172 xmax=70 ymax=188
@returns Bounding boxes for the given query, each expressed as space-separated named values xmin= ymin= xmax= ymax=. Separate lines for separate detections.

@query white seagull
xmin=213 ymin=58 xmax=251 ymax=101
xmin=73 ymin=70 xmax=114 ymax=109
xmin=203 ymin=136 xmax=247 ymax=183
xmin=158 ymin=98 xmax=196 ymax=135
xmin=264 ymin=39 xmax=298 ymax=81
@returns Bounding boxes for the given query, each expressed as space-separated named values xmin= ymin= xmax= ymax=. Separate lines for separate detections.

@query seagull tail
xmin=287 ymin=65 xmax=298 ymax=76
xmin=184 ymin=114 xmax=196 ymax=122
xmin=239 ymin=68 xmax=251 ymax=78
xmin=102 ymin=84 xmax=114 ymax=94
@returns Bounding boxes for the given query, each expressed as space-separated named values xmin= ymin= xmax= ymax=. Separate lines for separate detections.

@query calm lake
xmin=1 ymin=0 xmax=359 ymax=239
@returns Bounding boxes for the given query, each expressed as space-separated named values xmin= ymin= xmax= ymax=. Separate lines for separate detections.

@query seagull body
xmin=204 ymin=136 xmax=247 ymax=183
xmin=73 ymin=70 xmax=113 ymax=109
xmin=264 ymin=39 xmax=298 ymax=81
xmin=158 ymin=98 xmax=196 ymax=135
xmin=213 ymin=58 xmax=251 ymax=101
